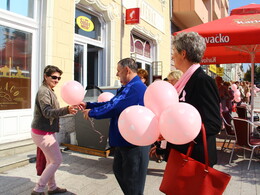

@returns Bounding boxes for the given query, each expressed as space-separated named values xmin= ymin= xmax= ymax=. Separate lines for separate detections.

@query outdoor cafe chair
xmin=221 ymin=112 xmax=236 ymax=151
xmin=236 ymin=106 xmax=248 ymax=119
xmin=229 ymin=117 xmax=260 ymax=170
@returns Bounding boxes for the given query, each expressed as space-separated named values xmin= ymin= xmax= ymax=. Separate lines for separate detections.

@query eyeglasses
xmin=50 ymin=75 xmax=61 ymax=80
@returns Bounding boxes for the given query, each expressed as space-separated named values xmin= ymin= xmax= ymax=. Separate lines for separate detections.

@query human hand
xmin=78 ymin=102 xmax=86 ymax=110
xmin=149 ymin=146 xmax=159 ymax=159
xmin=82 ymin=109 xmax=91 ymax=120
xmin=68 ymin=105 xmax=78 ymax=115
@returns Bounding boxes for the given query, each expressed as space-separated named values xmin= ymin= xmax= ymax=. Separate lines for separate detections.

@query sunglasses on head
xmin=50 ymin=75 xmax=61 ymax=80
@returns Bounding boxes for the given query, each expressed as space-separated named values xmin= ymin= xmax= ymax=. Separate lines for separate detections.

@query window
xmin=75 ymin=8 xmax=101 ymax=41
xmin=0 ymin=0 xmax=34 ymax=18
xmin=0 ymin=26 xmax=32 ymax=110
xmin=74 ymin=7 xmax=106 ymax=87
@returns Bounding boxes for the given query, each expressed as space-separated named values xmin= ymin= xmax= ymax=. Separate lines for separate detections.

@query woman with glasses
xmin=31 ymin=65 xmax=78 ymax=195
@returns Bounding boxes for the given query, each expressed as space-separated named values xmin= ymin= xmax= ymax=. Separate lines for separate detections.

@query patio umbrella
xmin=174 ymin=4 xmax=260 ymax=120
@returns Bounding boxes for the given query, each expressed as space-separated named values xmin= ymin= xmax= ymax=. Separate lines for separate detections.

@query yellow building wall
xmin=45 ymin=0 xmax=171 ymax=106
xmin=45 ymin=0 xmax=75 ymax=106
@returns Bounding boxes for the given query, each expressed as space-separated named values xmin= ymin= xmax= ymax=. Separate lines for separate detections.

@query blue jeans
xmin=113 ymin=145 xmax=150 ymax=195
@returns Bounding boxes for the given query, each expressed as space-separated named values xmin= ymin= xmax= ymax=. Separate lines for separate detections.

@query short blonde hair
xmin=167 ymin=70 xmax=183 ymax=81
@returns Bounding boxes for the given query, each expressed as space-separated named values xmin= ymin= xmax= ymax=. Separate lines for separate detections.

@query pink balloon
xmin=61 ymin=81 xmax=84 ymax=105
xmin=231 ymin=84 xmax=237 ymax=91
xmin=118 ymin=105 xmax=160 ymax=146
xmin=234 ymin=96 xmax=241 ymax=102
xmin=234 ymin=90 xmax=240 ymax=97
xmin=144 ymin=80 xmax=179 ymax=116
xmin=159 ymin=102 xmax=201 ymax=145
xmin=98 ymin=92 xmax=115 ymax=102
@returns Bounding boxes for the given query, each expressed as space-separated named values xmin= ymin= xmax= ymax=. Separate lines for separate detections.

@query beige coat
xmin=31 ymin=83 xmax=69 ymax=132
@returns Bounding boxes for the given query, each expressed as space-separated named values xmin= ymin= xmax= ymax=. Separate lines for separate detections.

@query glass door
xmin=136 ymin=60 xmax=152 ymax=85
xmin=74 ymin=42 xmax=102 ymax=88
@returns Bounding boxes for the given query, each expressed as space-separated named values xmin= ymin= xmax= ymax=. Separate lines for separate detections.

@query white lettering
xmin=235 ymin=20 xmax=260 ymax=24
xmin=201 ymin=57 xmax=217 ymax=64
xmin=204 ymin=34 xmax=230 ymax=44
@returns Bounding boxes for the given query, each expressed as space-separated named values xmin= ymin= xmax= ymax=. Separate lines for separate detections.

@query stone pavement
xmin=1 ymin=95 xmax=259 ymax=195
xmin=0 ymin=144 xmax=259 ymax=195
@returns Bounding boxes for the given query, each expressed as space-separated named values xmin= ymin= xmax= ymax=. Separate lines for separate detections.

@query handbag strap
xmin=185 ymin=124 xmax=209 ymax=171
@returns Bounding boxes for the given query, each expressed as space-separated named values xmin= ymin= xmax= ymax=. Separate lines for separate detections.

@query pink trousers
xmin=31 ymin=132 xmax=62 ymax=192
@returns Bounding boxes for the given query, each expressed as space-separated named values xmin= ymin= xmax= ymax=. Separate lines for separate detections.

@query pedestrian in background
xmin=149 ymin=69 xmax=183 ymax=163
xmin=137 ymin=68 xmax=149 ymax=86
xmin=166 ymin=32 xmax=221 ymax=167
xmin=167 ymin=69 xmax=183 ymax=86
xmin=31 ymin=65 xmax=78 ymax=195
xmin=80 ymin=58 xmax=150 ymax=195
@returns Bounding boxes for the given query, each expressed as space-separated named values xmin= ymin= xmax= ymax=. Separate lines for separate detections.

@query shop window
xmin=0 ymin=26 xmax=32 ymax=110
xmin=144 ymin=42 xmax=151 ymax=58
xmin=0 ymin=0 xmax=34 ymax=18
xmin=135 ymin=40 xmax=143 ymax=55
xmin=75 ymin=8 xmax=101 ymax=41
xmin=131 ymin=34 xmax=151 ymax=58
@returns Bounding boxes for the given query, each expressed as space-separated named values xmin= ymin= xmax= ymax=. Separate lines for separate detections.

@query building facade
xmin=170 ymin=0 xmax=243 ymax=81
xmin=0 ymin=0 xmax=171 ymax=144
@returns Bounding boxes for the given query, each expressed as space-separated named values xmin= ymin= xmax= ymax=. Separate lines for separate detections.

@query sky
xmin=229 ymin=0 xmax=260 ymax=71
xmin=229 ymin=0 xmax=260 ymax=12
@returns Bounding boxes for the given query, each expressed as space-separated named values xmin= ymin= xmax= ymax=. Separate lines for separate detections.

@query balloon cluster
xmin=118 ymin=81 xmax=202 ymax=146
xmin=231 ymin=83 xmax=241 ymax=102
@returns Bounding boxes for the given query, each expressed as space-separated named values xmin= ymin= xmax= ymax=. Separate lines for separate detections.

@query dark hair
xmin=43 ymin=65 xmax=63 ymax=83
xmin=118 ymin=58 xmax=138 ymax=73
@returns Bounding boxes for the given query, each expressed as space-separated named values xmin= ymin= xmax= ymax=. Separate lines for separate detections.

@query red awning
xmin=173 ymin=4 xmax=260 ymax=118
xmin=174 ymin=4 xmax=260 ymax=64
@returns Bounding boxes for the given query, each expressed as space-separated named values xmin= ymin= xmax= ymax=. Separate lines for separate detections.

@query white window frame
xmin=74 ymin=6 xmax=107 ymax=87
xmin=0 ymin=0 xmax=41 ymax=143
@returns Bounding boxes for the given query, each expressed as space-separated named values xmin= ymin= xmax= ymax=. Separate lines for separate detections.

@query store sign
xmin=217 ymin=67 xmax=224 ymax=76
xmin=126 ymin=8 xmax=140 ymax=25
xmin=209 ymin=64 xmax=216 ymax=73
xmin=76 ymin=16 xmax=94 ymax=32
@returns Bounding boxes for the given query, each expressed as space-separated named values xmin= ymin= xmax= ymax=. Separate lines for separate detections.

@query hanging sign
xmin=76 ymin=16 xmax=94 ymax=32
xmin=209 ymin=64 xmax=217 ymax=73
xmin=217 ymin=67 xmax=224 ymax=76
xmin=126 ymin=8 xmax=140 ymax=25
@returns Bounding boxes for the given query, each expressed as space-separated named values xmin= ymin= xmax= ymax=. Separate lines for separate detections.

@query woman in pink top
xmin=31 ymin=65 xmax=78 ymax=195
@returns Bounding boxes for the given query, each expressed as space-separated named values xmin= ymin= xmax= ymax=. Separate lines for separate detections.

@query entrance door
xmin=74 ymin=42 xmax=102 ymax=88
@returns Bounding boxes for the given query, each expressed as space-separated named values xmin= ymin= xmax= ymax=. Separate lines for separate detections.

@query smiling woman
xmin=30 ymin=65 xmax=79 ymax=195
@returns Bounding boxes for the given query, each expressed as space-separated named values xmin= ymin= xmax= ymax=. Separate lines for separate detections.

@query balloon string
xmin=89 ymin=118 xmax=104 ymax=143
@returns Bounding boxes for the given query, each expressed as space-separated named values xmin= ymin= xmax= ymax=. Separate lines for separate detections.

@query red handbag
xmin=160 ymin=124 xmax=231 ymax=195
xmin=36 ymin=147 xmax=46 ymax=176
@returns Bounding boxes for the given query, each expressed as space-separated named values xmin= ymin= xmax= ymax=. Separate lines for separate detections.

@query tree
xmin=243 ymin=64 xmax=260 ymax=83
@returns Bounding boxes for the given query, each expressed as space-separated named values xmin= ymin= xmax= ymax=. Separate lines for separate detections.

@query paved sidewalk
xmin=0 ymin=145 xmax=259 ymax=195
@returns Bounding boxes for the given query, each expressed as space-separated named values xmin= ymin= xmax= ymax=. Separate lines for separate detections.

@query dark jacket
xmin=87 ymin=76 xmax=147 ymax=147
xmin=31 ymin=84 xmax=69 ymax=132
xmin=167 ymin=67 xmax=222 ymax=166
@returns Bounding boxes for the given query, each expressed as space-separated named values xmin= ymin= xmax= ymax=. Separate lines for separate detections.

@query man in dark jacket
xmin=81 ymin=58 xmax=149 ymax=195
